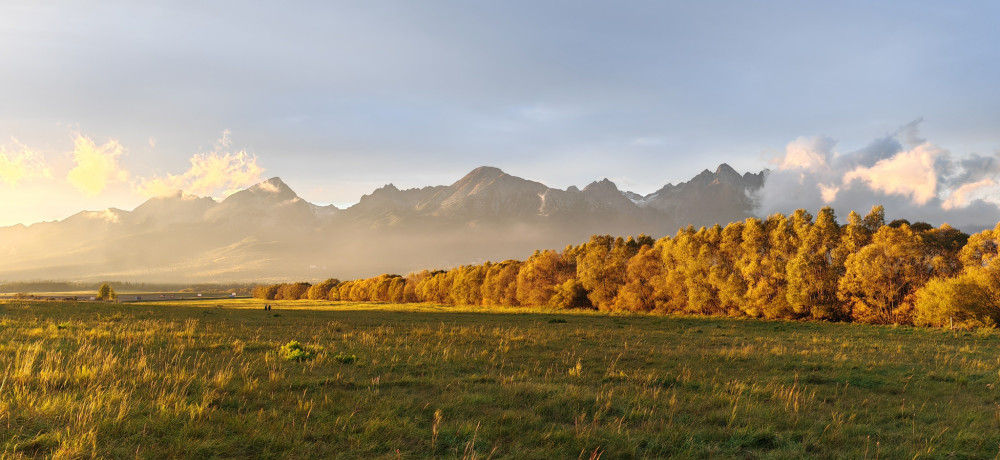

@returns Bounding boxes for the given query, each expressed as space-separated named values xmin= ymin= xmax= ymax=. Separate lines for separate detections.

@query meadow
xmin=1 ymin=299 xmax=999 ymax=459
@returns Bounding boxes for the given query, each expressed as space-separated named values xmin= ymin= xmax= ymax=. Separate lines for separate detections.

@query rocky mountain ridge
xmin=0 ymin=164 xmax=764 ymax=282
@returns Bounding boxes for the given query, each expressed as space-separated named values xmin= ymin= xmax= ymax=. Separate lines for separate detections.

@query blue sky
xmin=1 ymin=1 xmax=999 ymax=227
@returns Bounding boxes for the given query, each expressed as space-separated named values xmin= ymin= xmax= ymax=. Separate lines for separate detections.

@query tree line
xmin=254 ymin=205 xmax=1000 ymax=328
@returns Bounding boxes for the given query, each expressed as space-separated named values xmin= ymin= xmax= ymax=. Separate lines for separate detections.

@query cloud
xmin=136 ymin=131 xmax=265 ymax=198
xmin=949 ymin=152 xmax=1000 ymax=186
xmin=942 ymin=178 xmax=998 ymax=210
xmin=818 ymin=183 xmax=840 ymax=203
xmin=778 ymin=136 xmax=835 ymax=172
xmin=0 ymin=138 xmax=51 ymax=187
xmin=756 ymin=121 xmax=1000 ymax=231
xmin=842 ymin=142 xmax=944 ymax=206
xmin=66 ymin=135 xmax=129 ymax=195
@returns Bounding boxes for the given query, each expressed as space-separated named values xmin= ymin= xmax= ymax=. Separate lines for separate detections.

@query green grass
xmin=1 ymin=299 xmax=1000 ymax=458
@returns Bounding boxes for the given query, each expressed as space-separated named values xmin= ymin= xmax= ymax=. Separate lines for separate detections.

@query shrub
xmin=279 ymin=341 xmax=316 ymax=361
xmin=914 ymin=272 xmax=999 ymax=329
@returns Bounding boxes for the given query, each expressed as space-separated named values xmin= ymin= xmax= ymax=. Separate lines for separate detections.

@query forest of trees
xmin=254 ymin=205 xmax=1000 ymax=328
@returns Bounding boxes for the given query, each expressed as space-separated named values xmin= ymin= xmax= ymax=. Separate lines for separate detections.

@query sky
xmin=1 ymin=1 xmax=999 ymax=228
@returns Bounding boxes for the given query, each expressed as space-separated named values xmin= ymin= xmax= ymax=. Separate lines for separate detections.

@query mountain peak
xmin=715 ymin=163 xmax=737 ymax=175
xmin=582 ymin=178 xmax=621 ymax=194
xmin=220 ymin=177 xmax=301 ymax=207
xmin=448 ymin=166 xmax=518 ymax=194
xmin=714 ymin=163 xmax=744 ymax=187
xmin=370 ymin=183 xmax=401 ymax=195
xmin=252 ymin=177 xmax=293 ymax=194
xmin=459 ymin=166 xmax=507 ymax=183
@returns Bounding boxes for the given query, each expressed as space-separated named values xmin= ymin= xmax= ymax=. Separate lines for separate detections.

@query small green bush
xmin=279 ymin=341 xmax=315 ymax=361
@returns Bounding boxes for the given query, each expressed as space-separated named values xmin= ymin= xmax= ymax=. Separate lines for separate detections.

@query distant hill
xmin=0 ymin=164 xmax=764 ymax=282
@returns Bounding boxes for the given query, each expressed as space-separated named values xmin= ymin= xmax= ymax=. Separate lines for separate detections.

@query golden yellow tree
xmin=838 ymin=225 xmax=929 ymax=324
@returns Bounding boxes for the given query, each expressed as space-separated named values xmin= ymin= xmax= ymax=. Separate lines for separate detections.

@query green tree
xmin=97 ymin=282 xmax=116 ymax=301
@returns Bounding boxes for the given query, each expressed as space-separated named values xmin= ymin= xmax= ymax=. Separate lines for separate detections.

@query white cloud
xmin=136 ymin=131 xmax=265 ymax=198
xmin=83 ymin=209 xmax=121 ymax=223
xmin=818 ymin=183 xmax=840 ymax=203
xmin=942 ymin=178 xmax=999 ymax=210
xmin=255 ymin=179 xmax=281 ymax=193
xmin=0 ymin=138 xmax=51 ymax=187
xmin=778 ymin=136 xmax=835 ymax=172
xmin=842 ymin=142 xmax=943 ymax=206
xmin=756 ymin=121 xmax=1000 ymax=229
xmin=66 ymin=135 xmax=129 ymax=196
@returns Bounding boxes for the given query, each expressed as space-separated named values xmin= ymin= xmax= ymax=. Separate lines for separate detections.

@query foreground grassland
xmin=2 ymin=300 xmax=1000 ymax=459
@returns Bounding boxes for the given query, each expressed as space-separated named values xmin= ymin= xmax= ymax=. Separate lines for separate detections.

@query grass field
xmin=1 ymin=299 xmax=999 ymax=459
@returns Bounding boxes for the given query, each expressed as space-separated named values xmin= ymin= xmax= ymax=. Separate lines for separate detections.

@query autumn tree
xmin=914 ymin=223 xmax=1000 ymax=328
xmin=736 ymin=218 xmax=768 ymax=317
xmin=786 ymin=207 xmax=844 ymax=319
xmin=374 ymin=274 xmax=407 ymax=302
xmin=739 ymin=215 xmax=794 ymax=318
xmin=576 ymin=235 xmax=643 ymax=310
xmin=913 ymin=272 xmax=1000 ymax=328
xmin=712 ymin=221 xmax=746 ymax=315
xmin=516 ymin=250 xmax=573 ymax=307
xmin=862 ymin=205 xmax=885 ymax=233
xmin=276 ymin=282 xmax=311 ymax=300
xmin=838 ymin=225 xmax=929 ymax=324
xmin=549 ymin=279 xmax=592 ymax=309
xmin=253 ymin=284 xmax=279 ymax=300
xmin=450 ymin=265 xmax=485 ymax=306
xmin=307 ymin=279 xmax=340 ymax=300
xmin=481 ymin=261 xmax=521 ymax=307
xmin=658 ymin=232 xmax=690 ymax=314
xmin=835 ymin=210 xmax=871 ymax=265
xmin=919 ymin=224 xmax=968 ymax=278
xmin=614 ymin=242 xmax=667 ymax=312
xmin=958 ymin=222 xmax=1000 ymax=269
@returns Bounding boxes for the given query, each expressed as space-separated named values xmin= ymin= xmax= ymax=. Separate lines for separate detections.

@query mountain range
xmin=0 ymin=164 xmax=764 ymax=282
